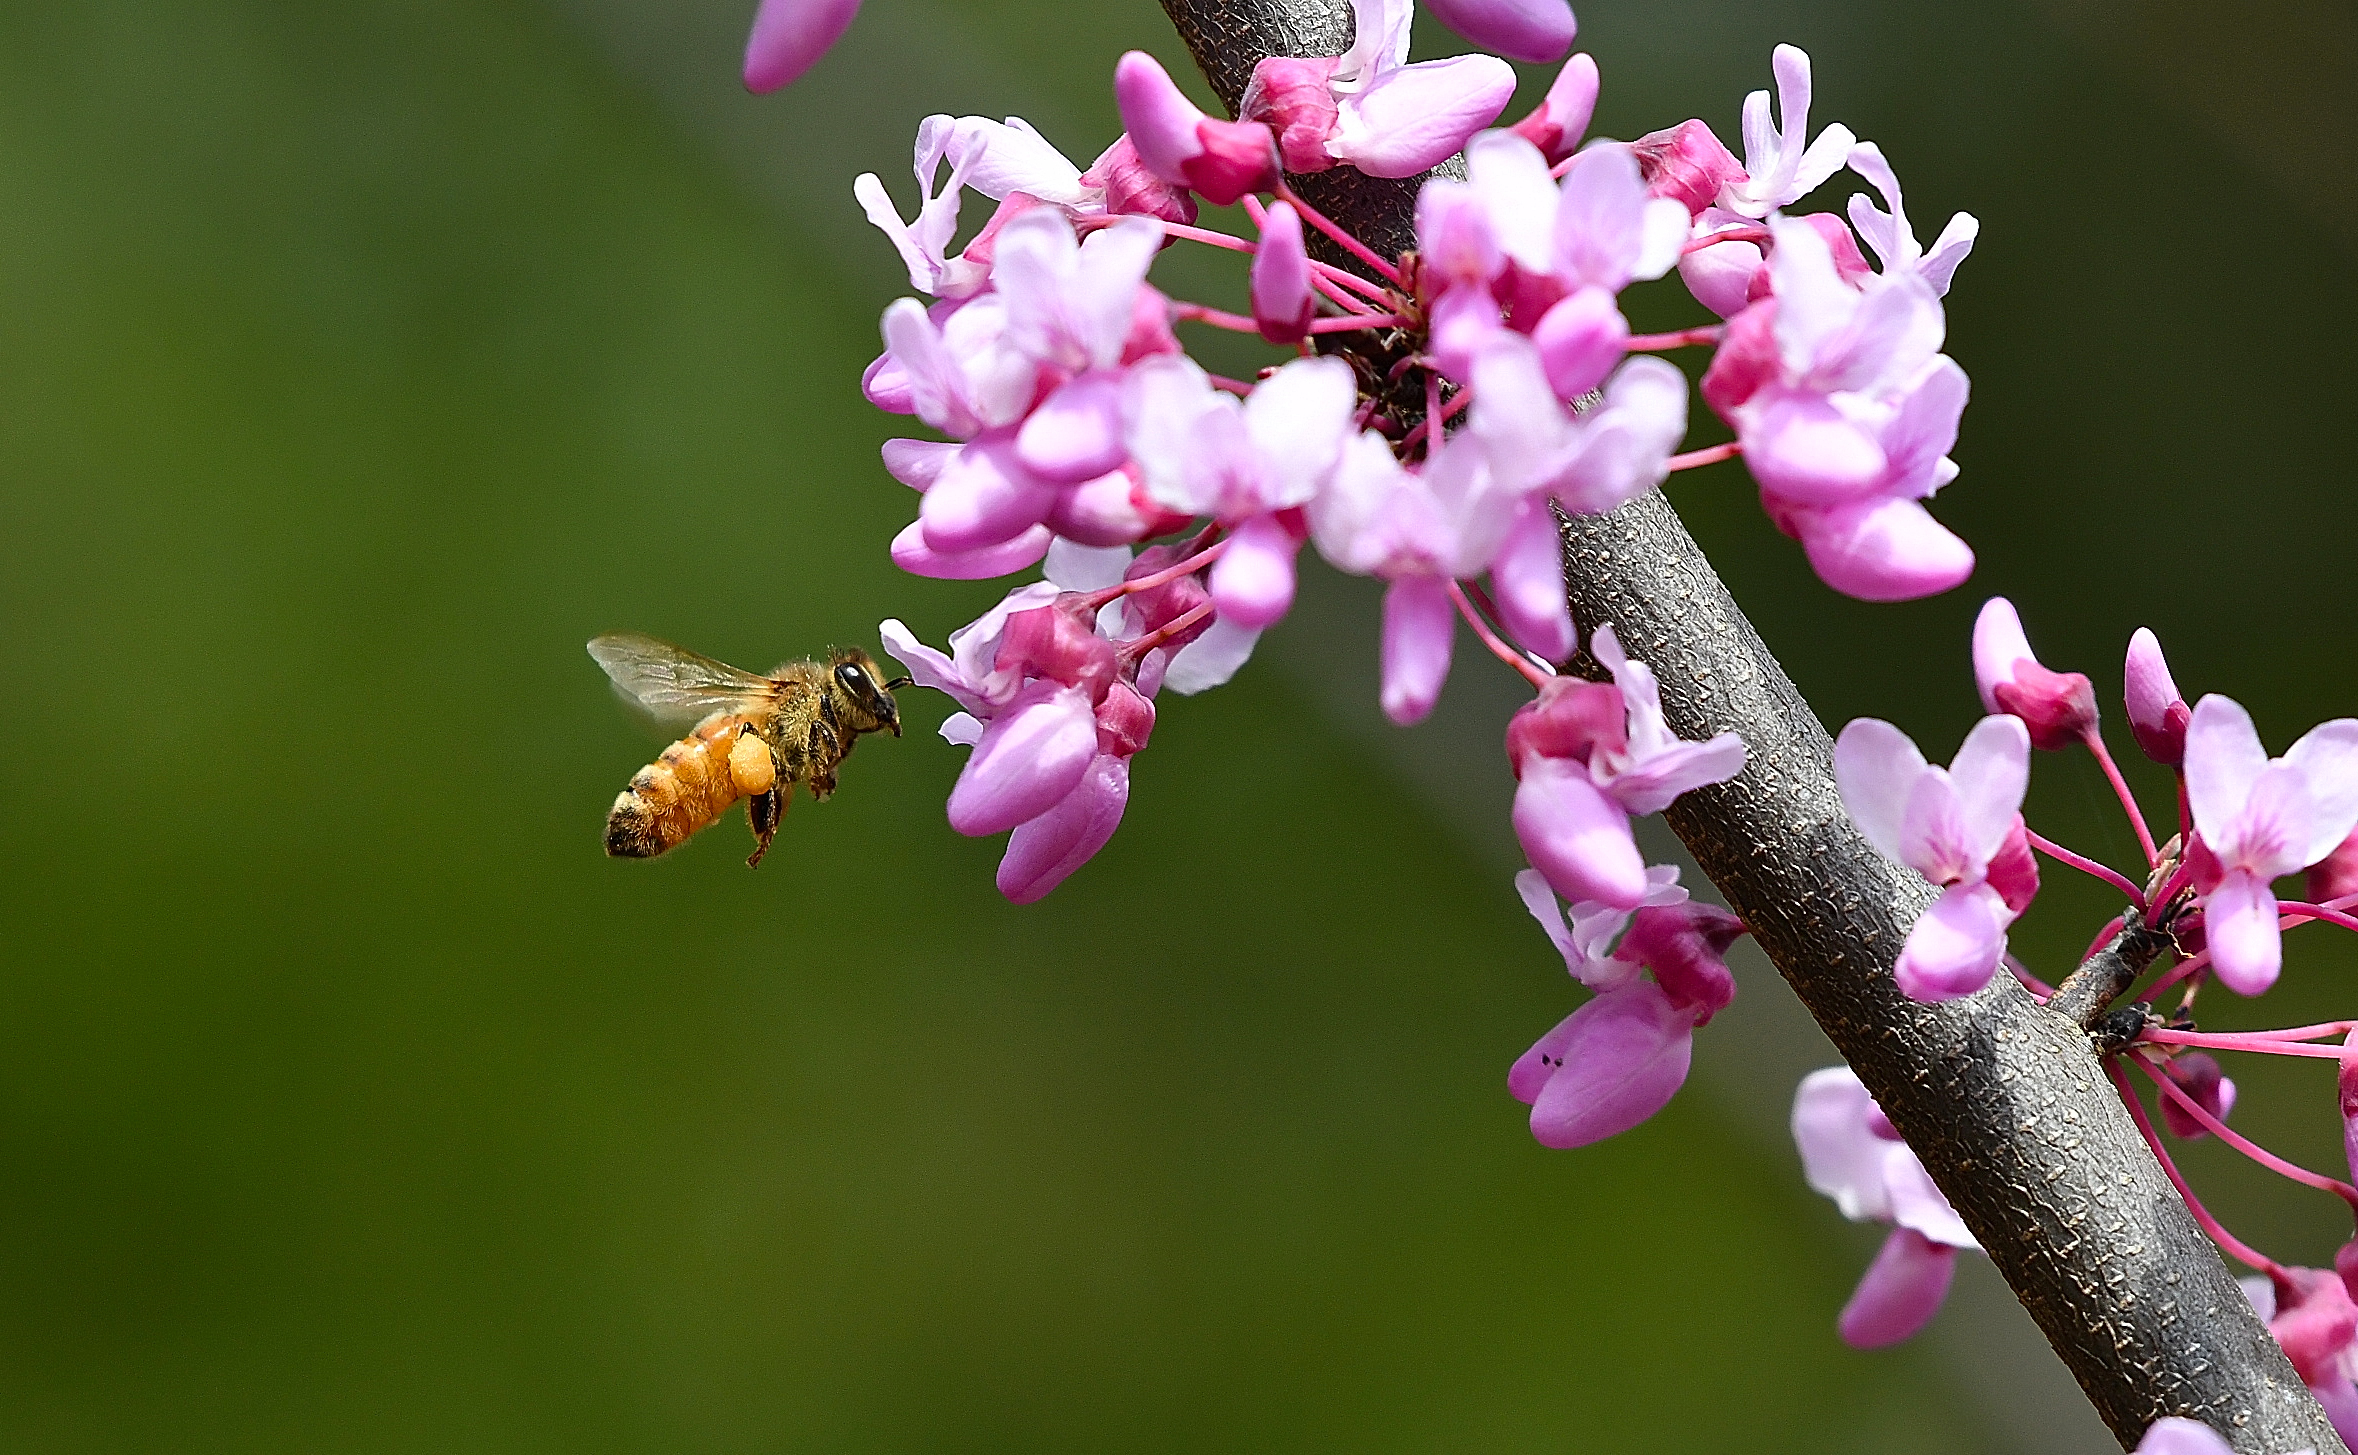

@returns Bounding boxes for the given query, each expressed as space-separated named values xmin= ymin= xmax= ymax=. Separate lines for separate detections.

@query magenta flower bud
xmin=1420 ymin=0 xmax=1576 ymax=64
xmin=2157 ymin=1052 xmax=2236 ymax=1139
xmin=994 ymin=602 xmax=1118 ymax=700
xmin=1114 ymin=52 xmax=1280 ymax=206
xmin=1972 ymin=598 xmax=2098 ymax=750
xmin=1512 ymin=757 xmax=1648 ymax=910
xmin=890 ymin=520 xmax=1052 ymax=580
xmin=742 ymin=0 xmax=862 ymax=93
xmin=2312 ymin=828 xmax=2358 ymax=905
xmin=1505 ymin=677 xmax=1628 ymax=774
xmin=1517 ymin=982 xmax=1695 ymax=1148
xmin=996 ymin=754 xmax=1131 ymax=904
xmin=1094 ymin=681 xmax=1157 ymax=758
xmin=1379 ymin=575 xmax=1456 ymax=727
xmin=1239 ymin=56 xmax=1342 ymax=174
xmin=1621 ymin=901 xmax=1745 ymax=1023
xmin=1984 ymin=814 xmax=2041 ymax=916
xmin=2125 ymin=627 xmax=2191 ymax=767
xmin=919 ymin=437 xmax=1061 ymax=554
xmin=1079 ymin=135 xmax=1198 ymax=227
xmin=1507 ymin=52 xmax=1598 ymax=166
xmin=1838 ymin=1227 xmax=1956 ymax=1348
xmin=1208 ymin=513 xmax=1301 ymax=629
xmin=1630 ymin=120 xmax=1746 ymax=219
xmin=1249 ymin=201 xmax=1317 ymax=345
xmin=947 ymin=681 xmax=1100 ymax=837
xmin=1530 ymin=285 xmax=1629 ymax=400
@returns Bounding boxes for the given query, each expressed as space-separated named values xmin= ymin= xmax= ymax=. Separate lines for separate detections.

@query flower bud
xmin=2310 ymin=828 xmax=2358 ymax=906
xmin=1249 ymin=201 xmax=1316 ymax=345
xmin=1506 ymin=52 xmax=1598 ymax=165
xmin=1630 ymin=120 xmax=1746 ymax=219
xmin=1504 ymin=676 xmax=1628 ymax=775
xmin=1115 ymin=52 xmax=1280 ymax=207
xmin=1093 ymin=680 xmax=1156 ymax=757
xmin=2156 ymin=1052 xmax=2236 ymax=1139
xmin=2125 ymin=627 xmax=2191 ymax=767
xmin=1972 ymin=597 xmax=2098 ymax=751
xmin=946 ymin=681 xmax=1100 ymax=836
xmin=2266 ymin=1267 xmax=2358 ymax=1389
xmin=742 ymin=0 xmax=862 ymax=93
xmin=1079 ymin=135 xmax=1198 ymax=226
xmin=1621 ymin=901 xmax=1745 ymax=1023
xmin=997 ymin=754 xmax=1129 ymax=904
xmin=1530 ymin=285 xmax=1629 ymax=400
xmin=1239 ymin=56 xmax=1341 ymax=174
xmin=994 ymin=600 xmax=1118 ymax=701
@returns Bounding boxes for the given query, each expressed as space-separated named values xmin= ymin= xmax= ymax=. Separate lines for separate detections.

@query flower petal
xmin=1379 ymin=574 xmax=1455 ymax=726
xmin=1161 ymin=615 xmax=1262 ymax=695
xmin=1948 ymin=714 xmax=2032 ymax=869
xmin=1208 ymin=513 xmax=1301 ymax=630
xmin=945 ymin=681 xmax=1099 ymax=836
xmin=1329 ymin=56 xmax=1517 ymax=179
xmin=1514 ymin=867 xmax=1579 ymax=974
xmin=1420 ymin=0 xmax=1576 ymax=63
xmin=1894 ymin=881 xmax=2007 ymax=1002
xmin=1512 ymin=757 xmax=1648 ymax=909
xmin=1791 ymin=1066 xmax=1894 ymax=1222
xmin=743 ymin=0 xmax=863 ymax=92
xmin=1834 ymin=718 xmax=1929 ymax=863
xmin=996 ymin=753 xmax=1131 ymax=903
xmin=1795 ymin=495 xmax=1975 ymax=603
xmin=2206 ymin=869 xmax=2283 ymax=996
xmin=2288 ymin=719 xmax=2358 ymax=865
xmin=1837 ymin=1227 xmax=1956 ymax=1349
xmin=1527 ymin=982 xmax=1695 ymax=1148
xmin=2186 ymin=695 xmax=2271 ymax=848
xmin=889 ymin=519 xmax=1053 ymax=580
xmin=1508 ymin=1009 xmax=1579 ymax=1106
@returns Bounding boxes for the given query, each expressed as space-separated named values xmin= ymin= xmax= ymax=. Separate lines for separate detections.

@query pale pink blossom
xmin=1507 ymin=625 xmax=1745 ymax=908
xmin=1469 ymin=337 xmax=1689 ymax=516
xmin=1510 ymin=868 xmax=1746 ymax=1148
xmin=1114 ymin=51 xmax=1281 ymax=206
xmin=1792 ymin=1067 xmax=1979 ymax=1348
xmin=1845 ymin=141 xmax=1977 ymax=296
xmin=2185 ymin=695 xmax=2358 ymax=994
xmin=1971 ymin=596 xmax=2097 ymax=750
xmin=1720 ymin=45 xmax=1856 ymax=218
xmin=1834 ymin=715 xmax=2033 ymax=1001
xmin=1239 ymin=0 xmax=1518 ymax=181
xmin=2243 ymin=1269 xmax=2358 ymax=1448
xmin=1420 ymin=0 xmax=1576 ymax=64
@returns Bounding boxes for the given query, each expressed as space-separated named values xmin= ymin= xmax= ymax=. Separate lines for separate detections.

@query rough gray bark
xmin=1154 ymin=0 xmax=2345 ymax=1449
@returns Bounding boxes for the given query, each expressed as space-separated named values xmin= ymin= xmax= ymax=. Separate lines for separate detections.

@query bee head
xmin=829 ymin=647 xmax=906 ymax=737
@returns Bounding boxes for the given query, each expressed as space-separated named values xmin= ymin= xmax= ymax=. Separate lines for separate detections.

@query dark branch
xmin=1155 ymin=1 xmax=2343 ymax=1448
xmin=2049 ymin=912 xmax=2177 ymax=1028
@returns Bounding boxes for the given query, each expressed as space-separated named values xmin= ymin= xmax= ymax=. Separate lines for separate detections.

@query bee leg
xmin=806 ymin=720 xmax=843 ymax=801
xmin=745 ymin=785 xmax=786 ymax=868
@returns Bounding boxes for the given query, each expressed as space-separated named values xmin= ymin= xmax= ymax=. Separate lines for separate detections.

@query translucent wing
xmin=588 ymin=632 xmax=779 ymax=725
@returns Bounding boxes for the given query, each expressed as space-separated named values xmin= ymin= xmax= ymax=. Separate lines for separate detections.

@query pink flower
xmin=1509 ymin=868 xmax=1747 ymax=1148
xmin=2185 ymin=695 xmax=2358 ymax=994
xmin=1834 ymin=715 xmax=2033 ymax=1001
xmin=1845 ymin=141 xmax=1978 ymax=296
xmin=1114 ymin=51 xmax=1281 ymax=206
xmin=2132 ymin=1419 xmax=2239 ymax=1455
xmin=1792 ymin=1067 xmax=1979 ymax=1348
xmin=2313 ymin=827 xmax=2358 ymax=906
xmin=1721 ymin=45 xmax=1855 ymax=219
xmin=1468 ymin=336 xmax=1690 ymax=516
xmin=1420 ymin=0 xmax=1576 ymax=64
xmin=1239 ymin=0 xmax=1517 ymax=180
xmin=1507 ymin=625 xmax=1746 ymax=908
xmin=1123 ymin=354 xmax=1358 ymax=629
xmin=743 ymin=0 xmax=862 ymax=92
xmin=1631 ymin=119 xmax=1747 ymax=220
xmin=1971 ymin=596 xmax=2098 ymax=750
xmin=2125 ymin=627 xmax=2192 ymax=768
xmin=2243 ymin=1269 xmax=2358 ymax=1448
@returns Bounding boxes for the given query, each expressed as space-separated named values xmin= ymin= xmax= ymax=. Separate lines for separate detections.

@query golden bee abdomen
xmin=605 ymin=716 xmax=762 ymax=859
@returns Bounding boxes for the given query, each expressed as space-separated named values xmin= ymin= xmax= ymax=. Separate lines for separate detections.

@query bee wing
xmin=588 ymin=632 xmax=779 ymax=726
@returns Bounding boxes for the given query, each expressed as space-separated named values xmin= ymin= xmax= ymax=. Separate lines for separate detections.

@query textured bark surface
xmin=1156 ymin=0 xmax=2345 ymax=1448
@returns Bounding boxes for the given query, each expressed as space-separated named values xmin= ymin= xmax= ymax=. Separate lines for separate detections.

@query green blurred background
xmin=3 ymin=0 xmax=2355 ymax=1449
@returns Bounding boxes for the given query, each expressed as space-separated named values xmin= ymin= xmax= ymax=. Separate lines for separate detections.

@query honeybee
xmin=589 ymin=633 xmax=910 ymax=867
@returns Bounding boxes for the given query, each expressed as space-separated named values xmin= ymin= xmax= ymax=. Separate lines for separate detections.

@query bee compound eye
xmin=836 ymin=663 xmax=869 ymax=690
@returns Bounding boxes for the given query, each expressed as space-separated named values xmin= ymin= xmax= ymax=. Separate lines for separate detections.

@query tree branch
xmin=1155 ymin=1 xmax=2344 ymax=1448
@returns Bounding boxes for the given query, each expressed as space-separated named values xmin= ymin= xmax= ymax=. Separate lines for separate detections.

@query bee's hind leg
xmin=745 ymin=785 xmax=786 ymax=867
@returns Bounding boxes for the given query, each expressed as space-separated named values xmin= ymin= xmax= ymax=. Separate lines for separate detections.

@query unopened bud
xmin=1239 ymin=56 xmax=1340 ymax=174
xmin=1249 ymin=201 xmax=1316 ymax=345
xmin=1973 ymin=597 xmax=2097 ymax=751
xmin=1080 ymin=135 xmax=1198 ymax=227
xmin=2156 ymin=1052 xmax=2236 ymax=1139
xmin=2310 ymin=828 xmax=2358 ymax=907
xmin=1507 ymin=52 xmax=1598 ymax=165
xmin=1505 ymin=676 xmax=1629 ymax=776
xmin=1630 ymin=120 xmax=1746 ymax=219
xmin=2125 ymin=627 xmax=2192 ymax=767
xmin=1114 ymin=51 xmax=1279 ymax=207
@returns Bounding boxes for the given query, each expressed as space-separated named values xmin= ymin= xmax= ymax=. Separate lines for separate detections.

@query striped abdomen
xmin=605 ymin=714 xmax=775 ymax=858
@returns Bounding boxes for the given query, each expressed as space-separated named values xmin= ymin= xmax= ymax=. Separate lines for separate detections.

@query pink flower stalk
xmin=1703 ymin=217 xmax=1974 ymax=601
xmin=743 ymin=0 xmax=862 ymax=92
xmin=2125 ymin=626 xmax=2192 ymax=768
xmin=2184 ymin=695 xmax=2358 ymax=994
xmin=1114 ymin=51 xmax=1281 ymax=206
xmin=2243 ymin=1269 xmax=2358 ymax=1446
xmin=1834 ymin=715 xmax=2034 ymax=1001
xmin=1419 ymin=0 xmax=1576 ymax=64
xmin=1792 ymin=1067 xmax=1979 ymax=1348
xmin=1249 ymin=201 xmax=1315 ymax=345
xmin=1506 ymin=625 xmax=1746 ymax=909
xmin=1238 ymin=0 xmax=1518 ymax=180
xmin=2132 ymin=1419 xmax=2239 ymax=1455
xmin=1971 ymin=596 xmax=2098 ymax=750
xmin=2156 ymin=1051 xmax=2238 ymax=1140
xmin=1123 ymin=354 xmax=1358 ymax=628
xmin=1510 ymin=868 xmax=1747 ymax=1148
xmin=1721 ymin=45 xmax=1856 ymax=219
xmin=1844 ymin=141 xmax=1978 ymax=296
xmin=1506 ymin=52 xmax=1599 ymax=165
